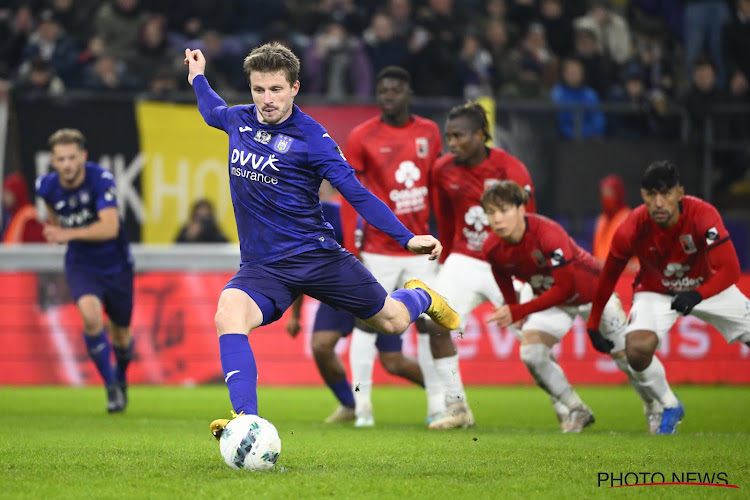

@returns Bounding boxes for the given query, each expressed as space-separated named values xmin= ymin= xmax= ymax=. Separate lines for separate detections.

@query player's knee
xmin=625 ymin=337 xmax=655 ymax=372
xmin=311 ymin=337 xmax=336 ymax=358
xmin=214 ymin=306 xmax=233 ymax=334
xmin=519 ymin=343 xmax=549 ymax=369
xmin=81 ymin=315 xmax=104 ymax=334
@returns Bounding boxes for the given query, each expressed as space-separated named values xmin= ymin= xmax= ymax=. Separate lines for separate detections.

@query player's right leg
xmin=103 ymin=266 xmax=135 ymax=410
xmin=624 ymin=292 xmax=684 ymax=434
xmin=519 ymin=306 xmax=593 ymax=433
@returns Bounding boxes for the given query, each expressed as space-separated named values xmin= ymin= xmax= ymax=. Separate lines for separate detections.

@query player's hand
xmin=42 ymin=224 xmax=70 ymax=244
xmin=286 ymin=316 xmax=301 ymax=338
xmin=184 ymin=48 xmax=206 ymax=85
xmin=586 ymin=328 xmax=614 ymax=354
xmin=670 ymin=290 xmax=702 ymax=316
xmin=487 ymin=304 xmax=513 ymax=328
xmin=406 ymin=235 xmax=442 ymax=260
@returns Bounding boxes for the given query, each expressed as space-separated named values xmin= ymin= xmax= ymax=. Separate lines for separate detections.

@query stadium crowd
xmin=0 ymin=0 xmax=748 ymax=189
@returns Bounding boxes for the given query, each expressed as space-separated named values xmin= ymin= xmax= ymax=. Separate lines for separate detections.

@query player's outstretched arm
xmin=405 ymin=235 xmax=442 ymax=261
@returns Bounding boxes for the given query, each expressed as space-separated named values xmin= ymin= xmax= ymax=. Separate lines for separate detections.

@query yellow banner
xmin=136 ymin=101 xmax=237 ymax=243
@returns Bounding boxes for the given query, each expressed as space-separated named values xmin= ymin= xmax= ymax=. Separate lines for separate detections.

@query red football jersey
xmin=432 ymin=148 xmax=536 ymax=261
xmin=610 ymin=196 xmax=730 ymax=294
xmin=345 ymin=115 xmax=442 ymax=255
xmin=483 ymin=214 xmax=601 ymax=315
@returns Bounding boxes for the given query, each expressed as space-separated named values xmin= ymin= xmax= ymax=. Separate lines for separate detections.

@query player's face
xmin=641 ymin=185 xmax=684 ymax=228
xmin=250 ymin=70 xmax=300 ymax=125
xmin=376 ymin=77 xmax=410 ymax=118
xmin=486 ymin=203 xmax=525 ymax=242
xmin=445 ymin=117 xmax=485 ymax=166
xmin=50 ymin=143 xmax=87 ymax=188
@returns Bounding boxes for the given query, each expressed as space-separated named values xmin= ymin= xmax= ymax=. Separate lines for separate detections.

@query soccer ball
xmin=219 ymin=415 xmax=281 ymax=470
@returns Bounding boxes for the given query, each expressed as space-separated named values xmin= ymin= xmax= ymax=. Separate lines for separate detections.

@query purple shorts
xmin=225 ymin=248 xmax=388 ymax=326
xmin=65 ymin=265 xmax=134 ymax=327
xmin=312 ymin=301 xmax=402 ymax=352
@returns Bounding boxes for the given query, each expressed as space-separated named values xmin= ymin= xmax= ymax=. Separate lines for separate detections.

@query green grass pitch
xmin=1 ymin=385 xmax=748 ymax=499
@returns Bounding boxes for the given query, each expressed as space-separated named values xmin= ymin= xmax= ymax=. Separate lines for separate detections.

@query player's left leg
xmin=311 ymin=329 xmax=355 ymax=423
xmin=103 ymin=266 xmax=135 ymax=410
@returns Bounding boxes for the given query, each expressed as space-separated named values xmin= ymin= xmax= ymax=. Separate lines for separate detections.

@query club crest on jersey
xmin=254 ymin=130 xmax=272 ymax=144
xmin=705 ymin=226 xmax=719 ymax=245
xmin=549 ymin=248 xmax=565 ymax=267
xmin=484 ymin=179 xmax=500 ymax=191
xmin=679 ymin=234 xmax=697 ymax=254
xmin=79 ymin=191 xmax=90 ymax=204
xmin=531 ymin=250 xmax=547 ymax=268
xmin=415 ymin=137 xmax=429 ymax=158
xmin=272 ymin=134 xmax=294 ymax=153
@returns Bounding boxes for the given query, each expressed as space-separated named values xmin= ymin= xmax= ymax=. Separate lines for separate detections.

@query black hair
xmin=446 ymin=102 xmax=492 ymax=141
xmin=376 ymin=66 xmax=411 ymax=87
xmin=641 ymin=160 xmax=680 ymax=191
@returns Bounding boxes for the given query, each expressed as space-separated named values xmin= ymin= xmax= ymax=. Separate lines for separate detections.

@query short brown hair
xmin=48 ymin=128 xmax=85 ymax=150
xmin=243 ymin=42 xmax=300 ymax=86
xmin=480 ymin=180 xmax=529 ymax=210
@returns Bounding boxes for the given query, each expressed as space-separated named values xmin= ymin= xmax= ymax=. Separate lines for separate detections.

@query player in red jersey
xmin=587 ymin=160 xmax=750 ymax=434
xmin=424 ymin=102 xmax=536 ymax=430
xmin=481 ymin=180 xmax=666 ymax=433
xmin=344 ymin=66 xmax=445 ymax=427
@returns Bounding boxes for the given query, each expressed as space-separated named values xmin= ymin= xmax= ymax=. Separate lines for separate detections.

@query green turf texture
xmin=1 ymin=385 xmax=747 ymax=499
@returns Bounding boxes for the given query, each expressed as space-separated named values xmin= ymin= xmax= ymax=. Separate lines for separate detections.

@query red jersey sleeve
xmin=492 ymin=263 xmax=519 ymax=306
xmin=431 ymin=160 xmax=455 ymax=262
xmin=693 ymin=202 xmax=740 ymax=298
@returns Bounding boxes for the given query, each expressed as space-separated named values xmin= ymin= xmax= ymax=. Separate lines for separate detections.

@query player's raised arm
xmin=185 ymin=48 xmax=229 ymax=130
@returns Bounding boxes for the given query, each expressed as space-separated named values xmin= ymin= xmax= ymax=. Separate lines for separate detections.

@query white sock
xmin=434 ymin=354 xmax=466 ymax=406
xmin=629 ymin=355 xmax=679 ymax=408
xmin=349 ymin=328 xmax=377 ymax=417
xmin=417 ymin=333 xmax=445 ymax=415
xmin=520 ymin=344 xmax=584 ymax=409
xmin=613 ymin=355 xmax=661 ymax=411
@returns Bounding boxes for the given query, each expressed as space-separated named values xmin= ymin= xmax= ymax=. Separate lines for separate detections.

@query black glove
xmin=670 ymin=290 xmax=703 ymax=316
xmin=587 ymin=328 xmax=614 ymax=354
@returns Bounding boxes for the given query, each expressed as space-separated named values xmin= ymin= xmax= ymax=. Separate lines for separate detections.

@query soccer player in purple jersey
xmin=182 ymin=43 xmax=460 ymax=440
xmin=36 ymin=128 xmax=135 ymax=413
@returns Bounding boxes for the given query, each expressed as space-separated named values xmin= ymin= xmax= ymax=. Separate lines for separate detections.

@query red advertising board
xmin=1 ymin=272 xmax=748 ymax=386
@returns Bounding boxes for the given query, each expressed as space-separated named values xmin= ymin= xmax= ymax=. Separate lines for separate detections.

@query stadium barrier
xmin=1 ymin=244 xmax=748 ymax=386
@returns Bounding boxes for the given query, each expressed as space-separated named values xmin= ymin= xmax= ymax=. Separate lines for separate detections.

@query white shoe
xmin=428 ymin=402 xmax=475 ymax=430
xmin=563 ymin=406 xmax=595 ymax=433
xmin=555 ymin=407 xmax=571 ymax=432
xmin=354 ymin=415 xmax=375 ymax=427
xmin=426 ymin=411 xmax=445 ymax=426
xmin=324 ymin=405 xmax=356 ymax=423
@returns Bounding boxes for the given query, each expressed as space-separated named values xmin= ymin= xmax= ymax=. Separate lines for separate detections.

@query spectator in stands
xmin=175 ymin=199 xmax=228 ymax=243
xmin=48 ymin=0 xmax=100 ymax=50
xmin=722 ymin=0 xmax=750 ymax=87
xmin=539 ymin=0 xmax=574 ymax=59
xmin=93 ymin=0 xmax=149 ymax=60
xmin=551 ymin=57 xmax=606 ymax=140
xmin=681 ymin=56 xmax=726 ymax=142
xmin=80 ymin=53 xmax=141 ymax=91
xmin=606 ymin=63 xmax=661 ymax=139
xmin=386 ymin=0 xmax=415 ymax=43
xmin=19 ymin=10 xmax=78 ymax=83
xmin=303 ymin=20 xmax=374 ymax=99
xmin=363 ymin=12 xmax=408 ymax=76
xmin=572 ymin=26 xmax=616 ymax=98
xmin=2 ymin=172 xmax=44 ymax=244
xmin=172 ymin=0 xmax=238 ymax=40
xmin=499 ymin=56 xmax=548 ymax=100
xmin=683 ymin=0 xmax=730 ymax=87
xmin=483 ymin=19 xmax=521 ymax=92
xmin=507 ymin=0 xmax=538 ymax=34
xmin=128 ymin=15 xmax=179 ymax=89
xmin=0 ymin=4 xmax=35 ymax=79
xmin=592 ymin=174 xmax=631 ymax=263
xmin=13 ymin=56 xmax=66 ymax=97
xmin=518 ymin=22 xmax=559 ymax=89
xmin=575 ymin=0 xmax=632 ymax=65
xmin=457 ymin=33 xmax=496 ymax=99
